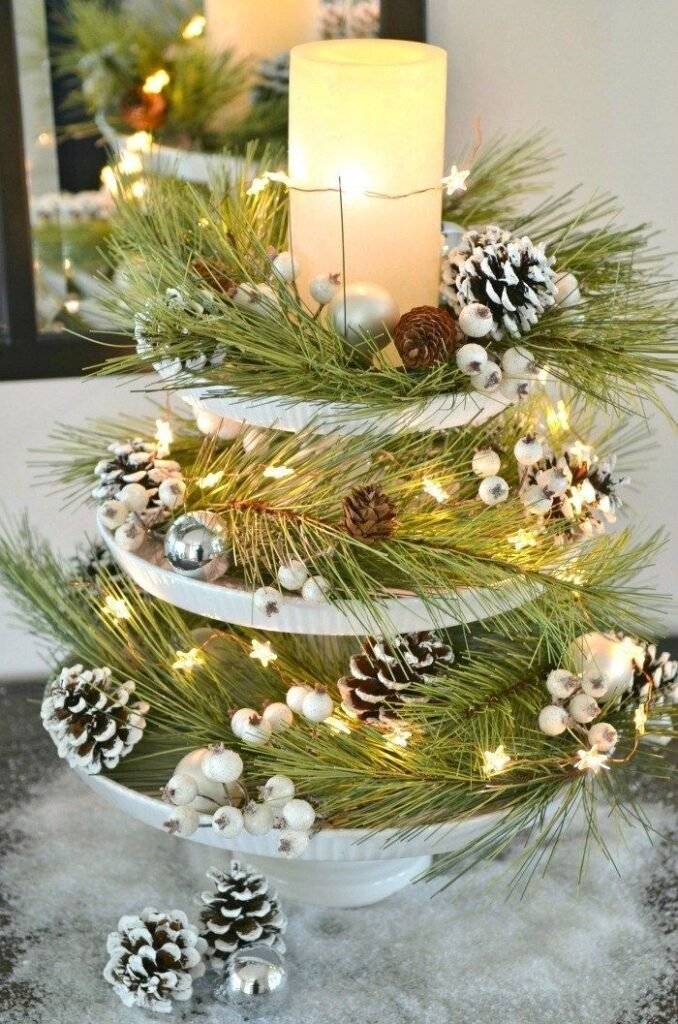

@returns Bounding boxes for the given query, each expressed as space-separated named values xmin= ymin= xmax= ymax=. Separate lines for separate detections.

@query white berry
xmin=555 ymin=272 xmax=581 ymax=309
xmin=286 ymin=685 xmax=312 ymax=714
xmin=194 ymin=408 xmax=242 ymax=439
xmin=470 ymin=362 xmax=503 ymax=393
xmin=231 ymin=708 xmax=258 ymax=739
xmin=301 ymin=687 xmax=334 ymax=723
xmin=501 ymin=346 xmax=537 ymax=378
xmin=98 ymin=499 xmax=129 ymax=530
xmin=278 ymin=829 xmax=310 ymax=858
xmin=212 ymin=804 xmax=244 ymax=837
xmin=163 ymin=805 xmax=200 ymax=837
xmin=472 ymin=449 xmax=501 ymax=478
xmin=301 ymin=575 xmax=331 ymax=603
xmin=158 ymin=478 xmax=186 ymax=510
xmin=277 ymin=559 xmax=309 ymax=592
xmin=478 ymin=476 xmax=509 ymax=506
xmin=309 ymin=273 xmax=340 ymax=305
xmin=253 ymin=586 xmax=282 ymax=616
xmin=537 ymin=467 xmax=570 ymax=497
xmin=165 ymin=773 xmax=198 ymax=806
xmin=272 ymin=250 xmax=299 ymax=283
xmin=521 ymin=485 xmax=552 ymax=515
xmin=243 ymin=801 xmax=275 ymax=835
xmin=500 ymin=377 xmax=533 ymax=403
xmin=261 ymin=775 xmax=295 ymax=807
xmin=262 ymin=702 xmax=294 ymax=733
xmin=282 ymin=798 xmax=316 ymax=831
xmin=117 ymin=482 xmax=150 ymax=513
xmin=568 ymin=692 xmax=601 ymax=724
xmin=514 ymin=435 xmax=544 ymax=466
xmin=115 ymin=518 xmax=145 ymax=551
xmin=458 ymin=302 xmax=493 ymax=338
xmin=456 ymin=342 xmax=488 ymax=375
xmin=240 ymin=713 xmax=272 ymax=746
xmin=538 ymin=705 xmax=570 ymax=736
xmin=202 ymin=745 xmax=244 ymax=784
xmin=546 ymin=669 xmax=579 ymax=701
xmin=581 ymin=670 xmax=609 ymax=700
xmin=587 ymin=722 xmax=618 ymax=752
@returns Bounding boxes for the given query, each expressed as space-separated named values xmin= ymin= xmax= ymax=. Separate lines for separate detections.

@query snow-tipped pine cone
xmin=200 ymin=863 xmax=287 ymax=971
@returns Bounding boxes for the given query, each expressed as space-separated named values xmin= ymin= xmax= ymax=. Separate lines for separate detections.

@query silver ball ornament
xmin=215 ymin=946 xmax=288 ymax=1018
xmin=327 ymin=282 xmax=399 ymax=356
xmin=164 ymin=511 xmax=230 ymax=581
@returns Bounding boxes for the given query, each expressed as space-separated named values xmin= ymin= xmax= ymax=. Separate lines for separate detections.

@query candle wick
xmin=338 ymin=175 xmax=348 ymax=332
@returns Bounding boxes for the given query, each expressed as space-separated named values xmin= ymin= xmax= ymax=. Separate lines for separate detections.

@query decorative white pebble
xmin=277 ymin=559 xmax=309 ymax=592
xmin=97 ymin=499 xmax=129 ymax=530
xmin=587 ymin=722 xmax=618 ymax=753
xmin=262 ymin=702 xmax=294 ymax=733
xmin=472 ymin=448 xmax=501 ymax=478
xmin=546 ymin=669 xmax=579 ymax=701
xmin=538 ymin=705 xmax=571 ymax=736
xmin=301 ymin=575 xmax=331 ymax=603
xmin=163 ymin=805 xmax=200 ymax=837
xmin=117 ymin=482 xmax=150 ymax=513
xmin=309 ymin=273 xmax=340 ymax=306
xmin=458 ymin=302 xmax=493 ymax=338
xmin=240 ymin=714 xmax=272 ymax=746
xmin=272 ymin=250 xmax=299 ymax=283
xmin=568 ymin=692 xmax=601 ymax=724
xmin=455 ymin=342 xmax=488 ymax=375
xmin=243 ymin=801 xmax=275 ymax=836
xmin=278 ymin=829 xmax=310 ymax=858
xmin=158 ymin=478 xmax=186 ymax=510
xmin=286 ymin=685 xmax=312 ymax=714
xmin=301 ymin=687 xmax=334 ymax=723
xmin=521 ymin=485 xmax=552 ymax=515
xmin=114 ymin=518 xmax=145 ymax=551
xmin=514 ymin=435 xmax=545 ymax=466
xmin=231 ymin=708 xmax=258 ymax=739
xmin=581 ymin=670 xmax=609 ymax=700
xmin=282 ymin=798 xmax=316 ymax=831
xmin=165 ymin=773 xmax=198 ymax=807
xmin=501 ymin=346 xmax=537 ymax=378
xmin=261 ymin=775 xmax=296 ymax=807
xmin=555 ymin=272 xmax=581 ymax=309
xmin=202 ymin=745 xmax=243 ymax=784
xmin=478 ymin=476 xmax=509 ymax=506
xmin=470 ymin=362 xmax=503 ymax=393
xmin=253 ymin=586 xmax=282 ymax=616
xmin=212 ymin=804 xmax=244 ymax=837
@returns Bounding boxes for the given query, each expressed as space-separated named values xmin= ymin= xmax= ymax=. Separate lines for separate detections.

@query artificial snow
xmin=1 ymin=769 xmax=675 ymax=1023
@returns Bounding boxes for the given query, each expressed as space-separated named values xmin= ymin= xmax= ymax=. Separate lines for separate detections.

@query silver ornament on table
xmin=214 ymin=945 xmax=288 ymax=1019
xmin=164 ymin=511 xmax=231 ymax=581
xmin=326 ymin=282 xmax=399 ymax=357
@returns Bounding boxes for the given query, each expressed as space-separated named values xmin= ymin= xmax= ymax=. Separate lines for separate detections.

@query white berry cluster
xmin=162 ymin=745 xmax=317 ymax=858
xmin=472 ymin=445 xmax=510 ymax=507
xmin=231 ymin=685 xmax=335 ymax=748
xmin=537 ymin=667 xmax=618 ymax=755
xmin=456 ymin=336 xmax=540 ymax=405
xmin=253 ymin=561 xmax=332 ymax=618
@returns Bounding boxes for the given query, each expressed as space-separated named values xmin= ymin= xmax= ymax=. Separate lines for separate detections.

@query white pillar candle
xmin=204 ymin=0 xmax=319 ymax=62
xmin=289 ymin=39 xmax=447 ymax=316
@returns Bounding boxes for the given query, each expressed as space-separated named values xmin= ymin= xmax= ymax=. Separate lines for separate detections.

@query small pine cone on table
xmin=339 ymin=631 xmax=455 ymax=725
xmin=103 ymin=907 xmax=207 ymax=1013
xmin=441 ymin=225 xmax=557 ymax=340
xmin=92 ymin=438 xmax=183 ymax=525
xmin=343 ymin=484 xmax=397 ymax=542
xmin=393 ymin=305 xmax=460 ymax=369
xmin=41 ymin=664 xmax=148 ymax=774
xmin=200 ymin=862 xmax=287 ymax=972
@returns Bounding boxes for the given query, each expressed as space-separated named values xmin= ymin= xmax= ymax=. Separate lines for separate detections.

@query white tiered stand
xmin=86 ymin=383 xmax=529 ymax=907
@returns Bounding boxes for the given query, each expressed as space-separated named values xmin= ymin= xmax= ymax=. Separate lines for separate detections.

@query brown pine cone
xmin=393 ymin=305 xmax=459 ymax=369
xmin=120 ymin=87 xmax=167 ymax=132
xmin=343 ymin=484 xmax=396 ymax=542
xmin=192 ymin=259 xmax=237 ymax=297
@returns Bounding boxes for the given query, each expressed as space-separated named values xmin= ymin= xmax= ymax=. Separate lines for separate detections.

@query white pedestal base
xmin=242 ymin=853 xmax=433 ymax=908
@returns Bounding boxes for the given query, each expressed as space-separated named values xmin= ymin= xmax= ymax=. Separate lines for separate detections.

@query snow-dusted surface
xmin=2 ymin=762 xmax=676 ymax=1023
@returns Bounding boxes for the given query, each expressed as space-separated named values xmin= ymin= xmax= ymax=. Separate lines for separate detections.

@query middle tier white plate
xmin=100 ymin=526 xmax=540 ymax=635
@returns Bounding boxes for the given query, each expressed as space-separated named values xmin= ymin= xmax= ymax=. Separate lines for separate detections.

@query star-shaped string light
xmin=482 ymin=744 xmax=511 ymax=777
xmin=575 ymin=746 xmax=610 ymax=774
xmin=249 ymin=639 xmax=278 ymax=668
xmin=441 ymin=164 xmax=470 ymax=197
xmin=172 ymin=648 xmax=205 ymax=672
xmin=633 ymin=704 xmax=648 ymax=736
xmin=103 ymin=595 xmax=131 ymax=621
xmin=422 ymin=477 xmax=449 ymax=503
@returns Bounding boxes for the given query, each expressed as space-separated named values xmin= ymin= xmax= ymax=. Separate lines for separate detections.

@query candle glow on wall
xmin=288 ymin=39 xmax=447 ymax=315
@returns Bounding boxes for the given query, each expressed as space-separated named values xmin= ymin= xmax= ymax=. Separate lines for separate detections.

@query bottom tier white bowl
xmin=79 ymin=772 xmax=502 ymax=908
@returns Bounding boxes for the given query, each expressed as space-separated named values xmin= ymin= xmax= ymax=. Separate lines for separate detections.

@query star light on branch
xmin=172 ymin=648 xmax=205 ymax=672
xmin=633 ymin=704 xmax=648 ymax=735
xmin=422 ymin=477 xmax=449 ymax=503
xmin=263 ymin=465 xmax=295 ymax=480
xmin=482 ymin=744 xmax=511 ymax=777
xmin=142 ymin=69 xmax=170 ymax=95
xmin=103 ymin=595 xmax=131 ymax=620
xmin=441 ymin=164 xmax=470 ymax=197
xmin=249 ymin=639 xmax=278 ymax=668
xmin=154 ymin=418 xmax=173 ymax=457
xmin=197 ymin=470 xmax=224 ymax=490
xmin=181 ymin=13 xmax=206 ymax=39
xmin=246 ymin=171 xmax=292 ymax=197
xmin=575 ymin=746 xmax=610 ymax=774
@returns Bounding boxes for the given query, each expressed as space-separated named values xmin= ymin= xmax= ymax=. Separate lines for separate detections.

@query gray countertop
xmin=1 ymin=679 xmax=676 ymax=1024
